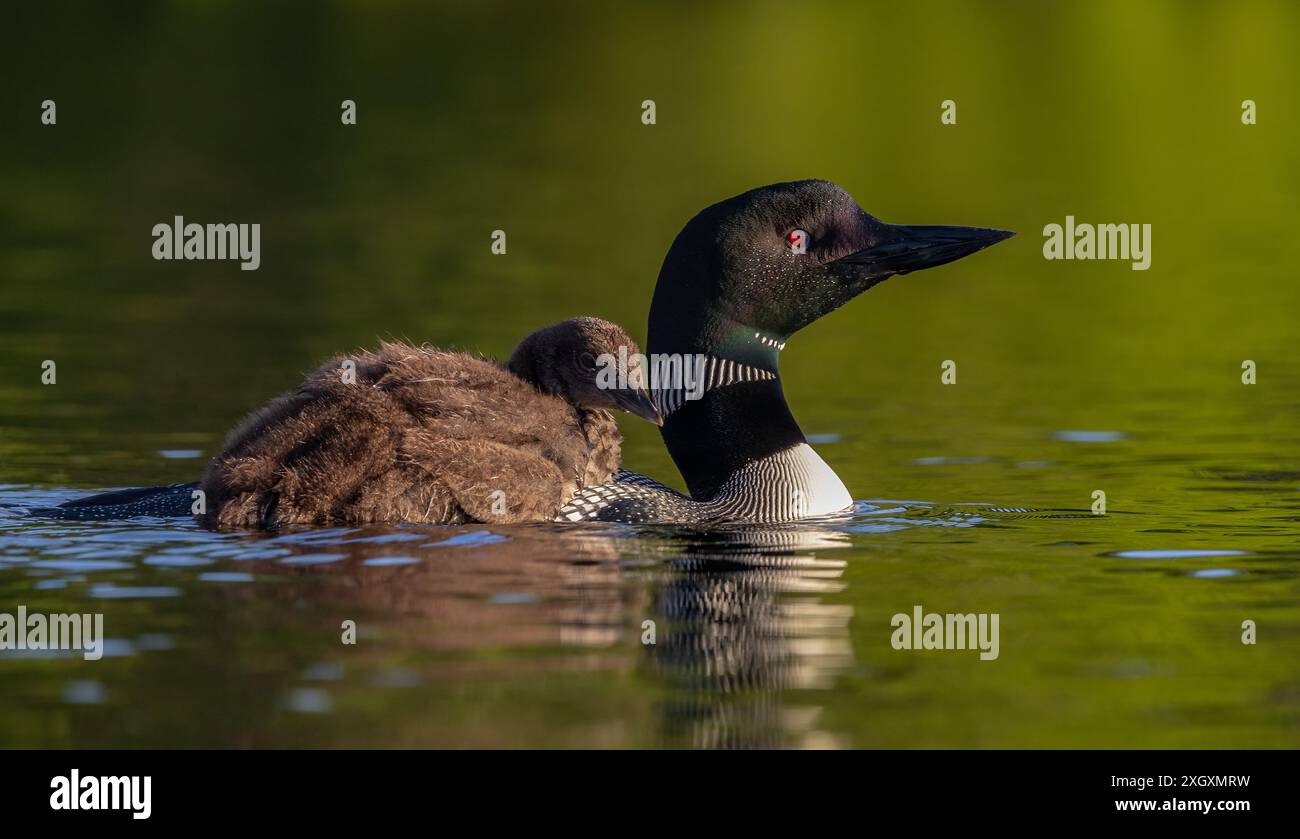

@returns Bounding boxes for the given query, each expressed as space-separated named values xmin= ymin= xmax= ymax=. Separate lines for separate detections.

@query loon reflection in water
xmin=39 ymin=180 xmax=1012 ymax=528
xmin=155 ymin=517 xmax=875 ymax=748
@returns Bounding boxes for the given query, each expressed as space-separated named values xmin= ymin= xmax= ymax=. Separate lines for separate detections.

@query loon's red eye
xmin=787 ymin=229 xmax=809 ymax=254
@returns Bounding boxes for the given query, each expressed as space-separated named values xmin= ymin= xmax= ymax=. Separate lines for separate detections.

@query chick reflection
xmin=216 ymin=524 xmax=645 ymax=653
xmin=644 ymin=525 xmax=856 ymax=749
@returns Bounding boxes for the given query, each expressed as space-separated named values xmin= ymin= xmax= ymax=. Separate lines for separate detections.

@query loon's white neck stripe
xmin=653 ymin=354 xmax=776 ymax=419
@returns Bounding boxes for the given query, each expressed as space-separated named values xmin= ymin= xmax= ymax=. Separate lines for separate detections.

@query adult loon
xmin=44 ymin=319 xmax=660 ymax=527
xmin=41 ymin=180 xmax=1009 ymax=527
xmin=557 ymin=179 xmax=1013 ymax=524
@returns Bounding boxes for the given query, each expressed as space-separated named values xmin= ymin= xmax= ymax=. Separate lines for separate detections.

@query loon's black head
xmin=648 ymin=180 xmax=1014 ymax=358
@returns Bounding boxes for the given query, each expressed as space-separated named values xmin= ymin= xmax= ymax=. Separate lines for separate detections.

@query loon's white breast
xmin=781 ymin=442 xmax=853 ymax=516
xmin=710 ymin=442 xmax=852 ymax=519
xmin=556 ymin=442 xmax=851 ymax=524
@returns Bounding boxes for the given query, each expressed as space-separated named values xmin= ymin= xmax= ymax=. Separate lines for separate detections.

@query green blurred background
xmin=2 ymin=0 xmax=1297 ymax=489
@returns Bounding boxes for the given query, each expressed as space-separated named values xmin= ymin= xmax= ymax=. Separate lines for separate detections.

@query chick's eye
xmin=787 ymin=228 xmax=809 ymax=254
xmin=577 ymin=352 xmax=597 ymax=371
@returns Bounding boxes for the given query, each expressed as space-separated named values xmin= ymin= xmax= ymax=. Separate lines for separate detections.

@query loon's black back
xmin=36 ymin=483 xmax=198 ymax=520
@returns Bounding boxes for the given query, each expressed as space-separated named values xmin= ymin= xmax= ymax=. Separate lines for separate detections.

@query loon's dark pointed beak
xmin=835 ymin=225 xmax=1015 ymax=278
xmin=612 ymin=388 xmax=663 ymax=426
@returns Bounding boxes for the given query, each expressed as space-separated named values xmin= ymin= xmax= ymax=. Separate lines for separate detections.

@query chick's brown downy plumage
xmin=199 ymin=318 xmax=659 ymax=530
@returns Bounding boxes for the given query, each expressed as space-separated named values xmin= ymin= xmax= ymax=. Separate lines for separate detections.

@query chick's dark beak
xmin=611 ymin=387 xmax=663 ymax=426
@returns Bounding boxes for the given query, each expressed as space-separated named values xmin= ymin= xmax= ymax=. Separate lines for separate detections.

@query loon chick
xmin=44 ymin=319 xmax=658 ymax=527
xmin=559 ymin=179 xmax=1014 ymax=524
xmin=198 ymin=317 xmax=659 ymax=530
xmin=41 ymin=317 xmax=660 ymax=520
xmin=196 ymin=318 xmax=661 ymax=530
